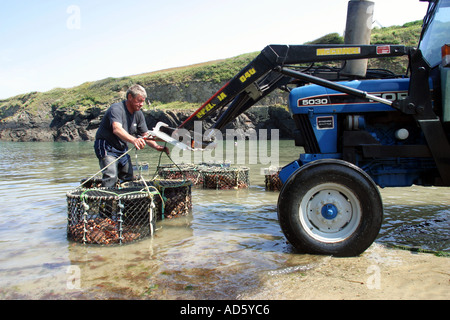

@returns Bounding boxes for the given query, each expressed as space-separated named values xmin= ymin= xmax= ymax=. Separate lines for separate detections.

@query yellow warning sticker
xmin=316 ymin=47 xmax=361 ymax=56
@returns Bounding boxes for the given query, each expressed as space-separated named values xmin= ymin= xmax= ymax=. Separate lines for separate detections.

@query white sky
xmin=0 ymin=0 xmax=429 ymax=99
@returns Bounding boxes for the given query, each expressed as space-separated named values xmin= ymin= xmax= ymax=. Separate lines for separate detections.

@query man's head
xmin=126 ymin=84 xmax=147 ymax=113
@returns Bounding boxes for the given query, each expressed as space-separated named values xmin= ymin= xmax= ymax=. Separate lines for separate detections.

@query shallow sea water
xmin=0 ymin=141 xmax=448 ymax=299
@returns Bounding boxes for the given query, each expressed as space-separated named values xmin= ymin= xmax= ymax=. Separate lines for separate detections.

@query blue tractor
xmin=171 ymin=0 xmax=450 ymax=256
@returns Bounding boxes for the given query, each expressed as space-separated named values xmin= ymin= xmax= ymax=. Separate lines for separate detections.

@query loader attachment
xmin=173 ymin=44 xmax=409 ymax=150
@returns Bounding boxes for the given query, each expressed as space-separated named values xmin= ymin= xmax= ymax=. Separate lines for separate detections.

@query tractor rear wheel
xmin=277 ymin=159 xmax=383 ymax=257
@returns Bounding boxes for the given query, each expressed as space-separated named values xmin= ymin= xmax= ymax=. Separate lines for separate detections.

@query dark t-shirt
xmin=95 ymin=100 xmax=148 ymax=151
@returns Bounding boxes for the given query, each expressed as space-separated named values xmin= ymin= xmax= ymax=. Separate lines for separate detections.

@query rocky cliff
xmin=0 ymin=81 xmax=295 ymax=142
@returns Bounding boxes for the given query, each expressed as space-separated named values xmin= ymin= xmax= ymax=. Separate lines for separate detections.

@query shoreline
xmin=239 ymin=243 xmax=449 ymax=300
xmin=1 ymin=243 xmax=447 ymax=300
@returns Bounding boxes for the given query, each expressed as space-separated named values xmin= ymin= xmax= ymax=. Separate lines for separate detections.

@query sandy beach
xmin=239 ymin=243 xmax=449 ymax=300
xmin=0 ymin=242 xmax=447 ymax=301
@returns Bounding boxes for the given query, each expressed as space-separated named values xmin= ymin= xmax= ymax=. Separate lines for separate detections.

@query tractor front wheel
xmin=278 ymin=159 xmax=383 ymax=257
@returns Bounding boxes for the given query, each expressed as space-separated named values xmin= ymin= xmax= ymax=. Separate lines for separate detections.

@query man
xmin=94 ymin=84 xmax=169 ymax=187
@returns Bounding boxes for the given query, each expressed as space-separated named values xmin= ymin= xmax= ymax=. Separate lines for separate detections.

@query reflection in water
xmin=0 ymin=141 xmax=448 ymax=299
xmin=379 ymin=186 xmax=450 ymax=252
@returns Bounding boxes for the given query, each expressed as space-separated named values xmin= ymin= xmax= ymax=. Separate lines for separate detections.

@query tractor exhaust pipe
xmin=342 ymin=0 xmax=374 ymax=77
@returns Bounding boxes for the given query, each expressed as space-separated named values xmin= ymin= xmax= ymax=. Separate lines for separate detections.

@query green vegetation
xmin=306 ymin=32 xmax=344 ymax=44
xmin=149 ymin=101 xmax=201 ymax=110
xmin=369 ymin=20 xmax=422 ymax=74
xmin=0 ymin=21 xmax=423 ymax=121
xmin=372 ymin=20 xmax=422 ymax=45
xmin=134 ymin=52 xmax=257 ymax=85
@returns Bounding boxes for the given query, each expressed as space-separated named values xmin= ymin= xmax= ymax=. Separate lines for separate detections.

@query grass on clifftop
xmin=0 ymin=20 xmax=422 ymax=120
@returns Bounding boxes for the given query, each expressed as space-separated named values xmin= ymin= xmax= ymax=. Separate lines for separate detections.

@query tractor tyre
xmin=277 ymin=159 xmax=383 ymax=257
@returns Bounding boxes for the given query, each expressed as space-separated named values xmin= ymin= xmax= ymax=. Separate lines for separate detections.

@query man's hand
xmin=133 ymin=137 xmax=147 ymax=150
xmin=113 ymin=122 xmax=147 ymax=150
xmin=142 ymin=132 xmax=156 ymax=141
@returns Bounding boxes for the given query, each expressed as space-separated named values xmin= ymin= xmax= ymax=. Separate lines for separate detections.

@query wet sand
xmin=240 ymin=243 xmax=449 ymax=300
xmin=1 ymin=243 xmax=448 ymax=300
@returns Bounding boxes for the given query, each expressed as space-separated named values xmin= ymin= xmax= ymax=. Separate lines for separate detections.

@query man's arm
xmin=143 ymin=132 xmax=170 ymax=155
xmin=112 ymin=122 xmax=146 ymax=150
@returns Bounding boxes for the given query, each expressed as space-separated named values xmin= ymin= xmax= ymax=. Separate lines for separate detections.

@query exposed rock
xmin=0 ymin=82 xmax=294 ymax=142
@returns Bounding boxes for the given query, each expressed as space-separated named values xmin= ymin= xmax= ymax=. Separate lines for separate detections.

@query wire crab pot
xmin=263 ymin=167 xmax=282 ymax=191
xmin=67 ymin=187 xmax=157 ymax=245
xmin=201 ymin=166 xmax=250 ymax=190
xmin=68 ymin=178 xmax=193 ymax=245
xmin=156 ymin=163 xmax=249 ymax=190
xmin=123 ymin=179 xmax=192 ymax=220
xmin=157 ymin=164 xmax=204 ymax=185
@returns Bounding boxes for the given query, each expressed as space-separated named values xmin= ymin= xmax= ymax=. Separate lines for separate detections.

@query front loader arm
xmin=176 ymin=44 xmax=410 ymax=143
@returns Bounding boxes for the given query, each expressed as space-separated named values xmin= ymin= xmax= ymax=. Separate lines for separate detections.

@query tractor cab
xmin=418 ymin=0 xmax=450 ymax=122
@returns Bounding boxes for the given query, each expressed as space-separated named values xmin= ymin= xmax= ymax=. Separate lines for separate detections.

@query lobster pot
xmin=154 ymin=180 xmax=193 ymax=219
xmin=202 ymin=167 xmax=250 ymax=190
xmin=264 ymin=167 xmax=282 ymax=191
xmin=157 ymin=164 xmax=203 ymax=185
xmin=157 ymin=162 xmax=232 ymax=186
xmin=79 ymin=177 xmax=103 ymax=189
xmin=66 ymin=188 xmax=156 ymax=245
xmin=123 ymin=180 xmax=193 ymax=220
